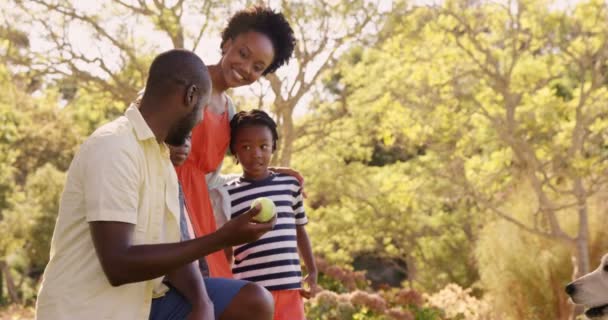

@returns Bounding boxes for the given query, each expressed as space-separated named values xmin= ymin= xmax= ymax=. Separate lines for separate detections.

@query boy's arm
xmin=296 ymin=225 xmax=318 ymax=298
xmin=166 ymin=262 xmax=214 ymax=319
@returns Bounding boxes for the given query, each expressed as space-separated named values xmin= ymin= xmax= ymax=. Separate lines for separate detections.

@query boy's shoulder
xmin=220 ymin=176 xmax=245 ymax=193
xmin=221 ymin=173 xmax=301 ymax=189
xmin=223 ymin=175 xmax=242 ymax=186
xmin=274 ymin=172 xmax=300 ymax=182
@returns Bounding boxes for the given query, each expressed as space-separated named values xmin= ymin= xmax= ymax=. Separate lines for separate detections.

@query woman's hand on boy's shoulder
xmin=269 ymin=166 xmax=307 ymax=198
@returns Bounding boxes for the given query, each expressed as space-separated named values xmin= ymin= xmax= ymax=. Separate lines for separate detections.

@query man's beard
xmin=166 ymin=111 xmax=197 ymax=146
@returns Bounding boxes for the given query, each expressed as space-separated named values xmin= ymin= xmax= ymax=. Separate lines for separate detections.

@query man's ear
xmin=184 ymin=84 xmax=198 ymax=109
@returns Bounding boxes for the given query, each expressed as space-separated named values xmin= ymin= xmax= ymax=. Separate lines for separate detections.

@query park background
xmin=1 ymin=0 xmax=608 ymax=319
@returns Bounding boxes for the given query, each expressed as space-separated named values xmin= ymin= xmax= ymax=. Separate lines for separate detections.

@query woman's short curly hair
xmin=220 ymin=5 xmax=296 ymax=75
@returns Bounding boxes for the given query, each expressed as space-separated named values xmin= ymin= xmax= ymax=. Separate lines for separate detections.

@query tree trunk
xmin=574 ymin=196 xmax=591 ymax=277
xmin=569 ymin=200 xmax=591 ymax=320
xmin=278 ymin=108 xmax=295 ymax=167
xmin=0 ymin=262 xmax=3 ymax=304
xmin=0 ymin=261 xmax=18 ymax=303
xmin=568 ymin=246 xmax=589 ymax=320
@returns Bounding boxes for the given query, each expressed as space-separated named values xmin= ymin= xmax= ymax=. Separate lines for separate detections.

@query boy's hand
xmin=217 ymin=204 xmax=276 ymax=247
xmin=300 ymin=271 xmax=320 ymax=299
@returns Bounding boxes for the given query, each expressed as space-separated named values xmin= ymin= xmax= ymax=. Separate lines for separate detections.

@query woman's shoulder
xmin=225 ymin=94 xmax=237 ymax=119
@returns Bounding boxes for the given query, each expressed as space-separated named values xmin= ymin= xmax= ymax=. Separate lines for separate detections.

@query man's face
xmin=165 ymin=89 xmax=207 ymax=146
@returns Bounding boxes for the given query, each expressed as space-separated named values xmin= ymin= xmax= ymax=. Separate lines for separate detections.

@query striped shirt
xmin=222 ymin=173 xmax=307 ymax=291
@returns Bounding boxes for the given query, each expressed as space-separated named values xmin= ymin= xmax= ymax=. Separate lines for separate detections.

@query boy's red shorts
xmin=271 ymin=289 xmax=306 ymax=320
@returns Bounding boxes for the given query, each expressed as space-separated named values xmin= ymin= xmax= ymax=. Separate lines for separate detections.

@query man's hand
xmin=217 ymin=204 xmax=276 ymax=247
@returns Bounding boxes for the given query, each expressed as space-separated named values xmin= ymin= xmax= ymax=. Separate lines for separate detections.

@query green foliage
xmin=0 ymin=1 xmax=607 ymax=318
xmin=0 ymin=59 xmax=78 ymax=304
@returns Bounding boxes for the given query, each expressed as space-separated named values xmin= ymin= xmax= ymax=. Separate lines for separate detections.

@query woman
xmin=175 ymin=5 xmax=299 ymax=279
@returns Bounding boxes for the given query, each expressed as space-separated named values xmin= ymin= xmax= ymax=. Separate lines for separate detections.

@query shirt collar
xmin=125 ymin=105 xmax=156 ymax=141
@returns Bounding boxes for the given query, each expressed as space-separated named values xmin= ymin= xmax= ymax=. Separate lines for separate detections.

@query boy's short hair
xmin=220 ymin=5 xmax=296 ymax=75
xmin=229 ymin=110 xmax=279 ymax=154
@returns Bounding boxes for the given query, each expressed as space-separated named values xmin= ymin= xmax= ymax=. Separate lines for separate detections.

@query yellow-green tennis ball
xmin=251 ymin=197 xmax=276 ymax=223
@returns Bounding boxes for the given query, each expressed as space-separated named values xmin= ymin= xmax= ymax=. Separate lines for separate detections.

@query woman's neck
xmin=208 ymin=64 xmax=228 ymax=94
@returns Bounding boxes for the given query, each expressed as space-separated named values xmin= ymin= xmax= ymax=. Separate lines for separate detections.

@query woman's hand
xmin=270 ymin=167 xmax=307 ymax=198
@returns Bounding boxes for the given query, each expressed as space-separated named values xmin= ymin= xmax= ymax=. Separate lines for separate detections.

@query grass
xmin=0 ymin=305 xmax=34 ymax=320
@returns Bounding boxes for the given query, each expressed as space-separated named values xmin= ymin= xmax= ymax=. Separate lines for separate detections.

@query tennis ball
xmin=251 ymin=197 xmax=276 ymax=223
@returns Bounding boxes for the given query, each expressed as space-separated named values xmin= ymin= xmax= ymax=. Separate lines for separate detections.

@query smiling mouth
xmin=232 ymin=69 xmax=244 ymax=82
xmin=586 ymin=304 xmax=608 ymax=318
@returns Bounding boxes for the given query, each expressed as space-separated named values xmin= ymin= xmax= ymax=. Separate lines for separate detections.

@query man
xmin=36 ymin=49 xmax=275 ymax=320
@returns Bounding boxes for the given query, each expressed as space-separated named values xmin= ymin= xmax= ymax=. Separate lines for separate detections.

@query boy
xmin=215 ymin=110 xmax=318 ymax=320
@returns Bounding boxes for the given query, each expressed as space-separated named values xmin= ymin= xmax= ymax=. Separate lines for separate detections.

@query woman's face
xmin=220 ymin=31 xmax=275 ymax=88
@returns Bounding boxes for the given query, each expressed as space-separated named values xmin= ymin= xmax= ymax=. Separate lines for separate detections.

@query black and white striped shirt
xmin=222 ymin=173 xmax=307 ymax=291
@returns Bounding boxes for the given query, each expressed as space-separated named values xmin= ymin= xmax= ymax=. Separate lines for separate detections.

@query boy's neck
xmin=242 ymin=169 xmax=272 ymax=181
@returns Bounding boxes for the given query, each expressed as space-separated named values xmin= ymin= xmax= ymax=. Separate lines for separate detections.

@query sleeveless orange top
xmin=175 ymin=106 xmax=233 ymax=278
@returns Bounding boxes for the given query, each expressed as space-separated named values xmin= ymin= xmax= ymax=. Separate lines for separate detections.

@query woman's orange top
xmin=175 ymin=106 xmax=233 ymax=278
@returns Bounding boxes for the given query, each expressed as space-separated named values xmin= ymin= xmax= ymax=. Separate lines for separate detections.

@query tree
xmin=263 ymin=0 xmax=392 ymax=166
xmin=0 ymin=49 xmax=81 ymax=302
xmin=11 ymin=0 xmax=221 ymax=104
xmin=337 ymin=0 xmax=608 ymax=316
xmin=10 ymin=0 xmax=392 ymax=166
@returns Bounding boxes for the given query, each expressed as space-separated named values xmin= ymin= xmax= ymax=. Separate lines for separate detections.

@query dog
xmin=566 ymin=254 xmax=608 ymax=319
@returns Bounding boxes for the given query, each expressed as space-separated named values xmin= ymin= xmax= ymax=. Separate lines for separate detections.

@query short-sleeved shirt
xmin=218 ymin=173 xmax=307 ymax=291
xmin=36 ymin=106 xmax=181 ymax=320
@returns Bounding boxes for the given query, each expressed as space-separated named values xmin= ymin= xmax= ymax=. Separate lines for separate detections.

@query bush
xmin=425 ymin=284 xmax=495 ymax=320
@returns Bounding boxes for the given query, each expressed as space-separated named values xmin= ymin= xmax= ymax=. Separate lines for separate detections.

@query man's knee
xmin=222 ymin=283 xmax=274 ymax=320
xmin=239 ymin=283 xmax=274 ymax=313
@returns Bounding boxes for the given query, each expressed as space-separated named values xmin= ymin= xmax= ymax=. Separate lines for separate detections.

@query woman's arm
xmin=270 ymin=167 xmax=307 ymax=197
xmin=206 ymin=162 xmax=241 ymax=190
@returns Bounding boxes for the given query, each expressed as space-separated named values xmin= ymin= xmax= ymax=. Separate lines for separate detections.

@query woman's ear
xmin=221 ymin=38 xmax=233 ymax=56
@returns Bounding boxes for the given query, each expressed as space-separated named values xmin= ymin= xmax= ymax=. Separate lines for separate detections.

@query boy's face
xmin=233 ymin=125 xmax=273 ymax=180
xmin=168 ymin=135 xmax=192 ymax=167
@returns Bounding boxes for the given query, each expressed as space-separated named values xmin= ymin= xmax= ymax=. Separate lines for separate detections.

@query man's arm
xmin=166 ymin=262 xmax=213 ymax=319
xmin=89 ymin=205 xmax=274 ymax=287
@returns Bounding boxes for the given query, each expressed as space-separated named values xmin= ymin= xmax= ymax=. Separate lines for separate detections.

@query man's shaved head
xmin=141 ymin=49 xmax=211 ymax=146
xmin=143 ymin=49 xmax=211 ymax=101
